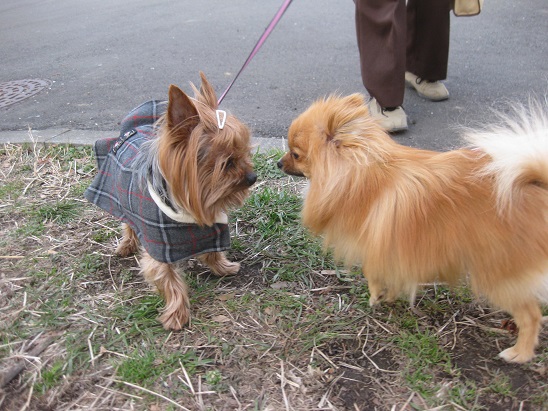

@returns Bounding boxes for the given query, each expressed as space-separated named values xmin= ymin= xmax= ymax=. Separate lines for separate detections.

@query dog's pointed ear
xmin=198 ymin=71 xmax=218 ymax=109
xmin=324 ymin=93 xmax=366 ymax=143
xmin=166 ymin=84 xmax=200 ymax=134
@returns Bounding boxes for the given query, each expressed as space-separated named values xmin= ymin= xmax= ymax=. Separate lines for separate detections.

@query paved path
xmin=0 ymin=128 xmax=285 ymax=152
xmin=1 ymin=0 xmax=546 ymax=150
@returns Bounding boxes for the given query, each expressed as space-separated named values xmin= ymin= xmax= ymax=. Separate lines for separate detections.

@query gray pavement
xmin=0 ymin=127 xmax=286 ymax=152
xmin=1 ymin=0 xmax=547 ymax=151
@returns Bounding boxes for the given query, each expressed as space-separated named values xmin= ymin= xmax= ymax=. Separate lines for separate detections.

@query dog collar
xmin=147 ymin=180 xmax=228 ymax=225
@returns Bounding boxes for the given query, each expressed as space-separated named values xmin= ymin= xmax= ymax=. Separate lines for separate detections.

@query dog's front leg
xmin=116 ymin=223 xmax=140 ymax=257
xmin=361 ymin=267 xmax=385 ymax=306
xmin=198 ymin=252 xmax=240 ymax=276
xmin=367 ymin=278 xmax=387 ymax=307
xmin=140 ymin=251 xmax=190 ymax=330
xmin=365 ymin=273 xmax=398 ymax=306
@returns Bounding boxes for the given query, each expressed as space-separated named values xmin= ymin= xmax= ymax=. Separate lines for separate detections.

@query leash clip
xmin=216 ymin=110 xmax=227 ymax=130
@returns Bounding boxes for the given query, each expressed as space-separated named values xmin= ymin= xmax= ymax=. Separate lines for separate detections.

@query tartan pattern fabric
xmin=84 ymin=100 xmax=230 ymax=263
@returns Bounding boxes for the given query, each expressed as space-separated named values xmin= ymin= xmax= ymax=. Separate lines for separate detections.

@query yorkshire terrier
xmin=85 ymin=73 xmax=256 ymax=330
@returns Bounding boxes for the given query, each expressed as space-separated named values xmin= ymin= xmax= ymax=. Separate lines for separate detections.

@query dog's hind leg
xmin=116 ymin=223 xmax=140 ymax=257
xmin=140 ymin=251 xmax=190 ymax=330
xmin=198 ymin=252 xmax=240 ymax=276
xmin=497 ymin=300 xmax=541 ymax=363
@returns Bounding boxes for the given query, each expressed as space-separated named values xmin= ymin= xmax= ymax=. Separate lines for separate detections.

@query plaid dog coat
xmin=84 ymin=100 xmax=230 ymax=263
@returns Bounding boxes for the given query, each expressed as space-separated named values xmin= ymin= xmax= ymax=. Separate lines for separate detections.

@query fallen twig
xmin=111 ymin=379 xmax=191 ymax=410
xmin=0 ymin=331 xmax=61 ymax=388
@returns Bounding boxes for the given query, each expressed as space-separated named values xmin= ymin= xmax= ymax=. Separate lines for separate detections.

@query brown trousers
xmin=355 ymin=0 xmax=451 ymax=107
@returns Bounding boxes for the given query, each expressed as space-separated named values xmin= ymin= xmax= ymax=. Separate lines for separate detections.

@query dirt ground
xmin=1 ymin=144 xmax=547 ymax=411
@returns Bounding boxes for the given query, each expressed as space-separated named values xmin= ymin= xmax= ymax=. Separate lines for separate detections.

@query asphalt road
xmin=1 ymin=0 xmax=547 ymax=150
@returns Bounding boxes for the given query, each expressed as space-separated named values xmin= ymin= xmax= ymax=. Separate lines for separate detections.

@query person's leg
xmin=356 ymin=0 xmax=406 ymax=108
xmin=407 ymin=0 xmax=450 ymax=80
xmin=406 ymin=0 xmax=451 ymax=100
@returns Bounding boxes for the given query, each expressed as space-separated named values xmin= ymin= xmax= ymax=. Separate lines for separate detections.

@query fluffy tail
xmin=464 ymin=98 xmax=548 ymax=211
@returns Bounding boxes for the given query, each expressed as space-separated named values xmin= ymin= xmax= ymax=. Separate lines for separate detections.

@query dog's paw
xmin=116 ymin=241 xmax=137 ymax=257
xmin=498 ymin=346 xmax=534 ymax=363
xmin=159 ymin=305 xmax=190 ymax=331
xmin=369 ymin=292 xmax=383 ymax=307
xmin=367 ymin=280 xmax=386 ymax=307
xmin=369 ymin=288 xmax=396 ymax=307
xmin=199 ymin=252 xmax=241 ymax=276
xmin=215 ymin=260 xmax=241 ymax=276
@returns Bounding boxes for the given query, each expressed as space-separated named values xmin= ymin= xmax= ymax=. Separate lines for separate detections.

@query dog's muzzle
xmin=277 ymin=158 xmax=304 ymax=177
xmin=246 ymin=172 xmax=257 ymax=186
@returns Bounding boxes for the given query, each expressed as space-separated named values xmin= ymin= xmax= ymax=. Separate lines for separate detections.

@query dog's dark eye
xmin=224 ymin=158 xmax=235 ymax=170
xmin=291 ymin=152 xmax=299 ymax=160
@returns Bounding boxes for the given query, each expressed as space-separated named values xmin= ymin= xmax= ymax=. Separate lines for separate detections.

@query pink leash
xmin=217 ymin=0 xmax=293 ymax=105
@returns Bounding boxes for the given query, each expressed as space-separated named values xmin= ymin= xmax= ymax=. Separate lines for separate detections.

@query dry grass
xmin=0 ymin=140 xmax=546 ymax=411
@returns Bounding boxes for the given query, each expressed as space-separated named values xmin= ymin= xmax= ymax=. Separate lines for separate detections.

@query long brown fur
xmin=278 ymin=93 xmax=548 ymax=363
xmin=156 ymin=72 xmax=254 ymax=227
xmin=118 ymin=73 xmax=256 ymax=330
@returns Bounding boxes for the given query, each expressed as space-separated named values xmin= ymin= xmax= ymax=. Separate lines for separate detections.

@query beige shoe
xmin=367 ymin=98 xmax=408 ymax=132
xmin=405 ymin=72 xmax=449 ymax=101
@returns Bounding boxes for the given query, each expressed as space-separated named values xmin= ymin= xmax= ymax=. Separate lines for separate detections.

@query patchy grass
xmin=0 ymin=142 xmax=546 ymax=411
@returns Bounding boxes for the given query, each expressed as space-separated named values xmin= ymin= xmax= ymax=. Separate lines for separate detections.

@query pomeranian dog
xmin=85 ymin=73 xmax=256 ymax=330
xmin=278 ymin=93 xmax=548 ymax=363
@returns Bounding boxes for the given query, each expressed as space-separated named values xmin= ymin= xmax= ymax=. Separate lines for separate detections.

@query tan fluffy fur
xmin=116 ymin=73 xmax=255 ymax=330
xmin=278 ymin=94 xmax=548 ymax=363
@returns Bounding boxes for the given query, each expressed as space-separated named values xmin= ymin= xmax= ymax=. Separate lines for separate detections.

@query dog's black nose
xmin=246 ymin=172 xmax=257 ymax=186
xmin=277 ymin=160 xmax=283 ymax=169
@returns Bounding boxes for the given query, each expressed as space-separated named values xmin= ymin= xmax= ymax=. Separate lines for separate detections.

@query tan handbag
xmin=453 ymin=0 xmax=483 ymax=16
